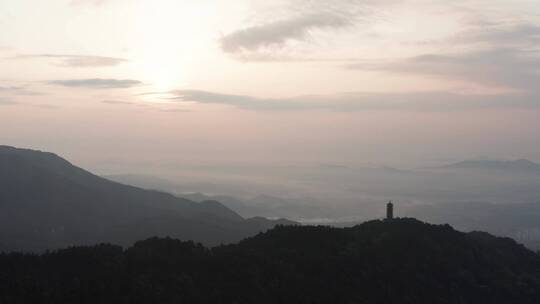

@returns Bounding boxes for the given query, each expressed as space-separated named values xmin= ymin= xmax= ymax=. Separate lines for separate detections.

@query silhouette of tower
xmin=386 ymin=201 xmax=394 ymax=220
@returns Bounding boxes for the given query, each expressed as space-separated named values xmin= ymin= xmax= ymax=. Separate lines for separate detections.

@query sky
xmin=1 ymin=0 xmax=540 ymax=173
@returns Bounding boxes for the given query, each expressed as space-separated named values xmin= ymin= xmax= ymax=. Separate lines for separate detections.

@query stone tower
xmin=386 ymin=200 xmax=394 ymax=220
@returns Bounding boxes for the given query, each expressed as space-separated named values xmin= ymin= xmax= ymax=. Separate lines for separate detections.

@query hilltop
xmin=1 ymin=219 xmax=539 ymax=304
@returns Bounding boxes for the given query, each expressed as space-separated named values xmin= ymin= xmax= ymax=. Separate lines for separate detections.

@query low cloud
xmin=30 ymin=104 xmax=60 ymax=110
xmin=101 ymin=99 xmax=189 ymax=113
xmin=159 ymin=108 xmax=191 ymax=113
xmin=48 ymin=78 xmax=142 ymax=89
xmin=0 ymin=86 xmax=20 ymax=91
xmin=102 ymin=100 xmax=134 ymax=105
xmin=0 ymin=99 xmax=59 ymax=109
xmin=389 ymin=21 xmax=540 ymax=93
xmin=0 ymin=98 xmax=17 ymax=106
xmin=0 ymin=86 xmax=42 ymax=96
xmin=168 ymin=89 xmax=540 ymax=112
xmin=14 ymin=54 xmax=127 ymax=67
xmin=453 ymin=23 xmax=540 ymax=47
xmin=347 ymin=48 xmax=540 ymax=92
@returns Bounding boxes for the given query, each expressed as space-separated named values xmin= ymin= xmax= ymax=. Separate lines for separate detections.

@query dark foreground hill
xmin=2 ymin=219 xmax=540 ymax=304
xmin=0 ymin=146 xmax=295 ymax=251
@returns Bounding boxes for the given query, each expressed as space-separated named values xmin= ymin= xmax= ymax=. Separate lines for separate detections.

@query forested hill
xmin=2 ymin=218 xmax=540 ymax=304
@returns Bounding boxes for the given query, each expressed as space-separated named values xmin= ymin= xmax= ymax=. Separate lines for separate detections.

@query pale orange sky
xmin=1 ymin=0 xmax=540 ymax=172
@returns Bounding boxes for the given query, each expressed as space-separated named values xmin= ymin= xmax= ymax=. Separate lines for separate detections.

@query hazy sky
xmin=1 ymin=0 xmax=540 ymax=172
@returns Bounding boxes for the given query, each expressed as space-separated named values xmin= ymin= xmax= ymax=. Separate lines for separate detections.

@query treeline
xmin=1 ymin=218 xmax=540 ymax=304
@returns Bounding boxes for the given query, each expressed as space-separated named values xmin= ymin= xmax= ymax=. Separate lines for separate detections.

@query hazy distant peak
xmin=513 ymin=158 xmax=538 ymax=166
xmin=246 ymin=216 xmax=299 ymax=227
xmin=443 ymin=158 xmax=540 ymax=171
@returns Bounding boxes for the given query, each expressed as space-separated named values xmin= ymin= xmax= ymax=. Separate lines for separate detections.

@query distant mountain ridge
xmin=441 ymin=159 xmax=540 ymax=172
xmin=0 ymin=146 xmax=295 ymax=251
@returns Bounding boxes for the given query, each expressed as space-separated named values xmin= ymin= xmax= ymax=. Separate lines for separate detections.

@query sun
xmin=128 ymin=0 xmax=213 ymax=92
xmin=139 ymin=50 xmax=185 ymax=92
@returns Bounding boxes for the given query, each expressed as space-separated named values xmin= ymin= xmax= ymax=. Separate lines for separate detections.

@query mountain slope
xmin=1 ymin=219 xmax=539 ymax=303
xmin=0 ymin=146 xmax=293 ymax=251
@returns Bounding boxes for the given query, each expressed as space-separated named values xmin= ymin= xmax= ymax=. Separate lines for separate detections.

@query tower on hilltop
xmin=386 ymin=201 xmax=394 ymax=220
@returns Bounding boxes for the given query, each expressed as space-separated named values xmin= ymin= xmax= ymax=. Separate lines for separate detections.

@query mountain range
xmin=440 ymin=159 xmax=540 ymax=173
xmin=0 ymin=145 xmax=295 ymax=251
xmin=106 ymin=161 xmax=540 ymax=250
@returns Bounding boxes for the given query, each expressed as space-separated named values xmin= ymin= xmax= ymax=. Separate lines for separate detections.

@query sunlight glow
xmin=129 ymin=0 xmax=214 ymax=92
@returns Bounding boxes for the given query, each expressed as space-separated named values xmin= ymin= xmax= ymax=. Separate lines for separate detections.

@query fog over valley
xmin=107 ymin=158 xmax=540 ymax=249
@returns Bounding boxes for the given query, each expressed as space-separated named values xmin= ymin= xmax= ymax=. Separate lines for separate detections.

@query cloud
xmin=0 ymin=86 xmax=42 ymax=96
xmin=347 ymin=48 xmax=540 ymax=92
xmin=29 ymin=104 xmax=60 ymax=110
xmin=168 ymin=89 xmax=540 ymax=112
xmin=14 ymin=54 xmax=127 ymax=67
xmin=476 ymin=24 xmax=540 ymax=45
xmin=343 ymin=19 xmax=540 ymax=93
xmin=220 ymin=13 xmax=353 ymax=59
xmin=102 ymin=100 xmax=134 ymax=105
xmin=159 ymin=108 xmax=191 ymax=113
xmin=0 ymin=98 xmax=17 ymax=106
xmin=0 ymin=86 xmax=20 ymax=91
xmin=48 ymin=78 xmax=142 ymax=89
xmin=0 ymin=98 xmax=59 ymax=109
xmin=449 ymin=23 xmax=540 ymax=47
xmin=101 ymin=99 xmax=189 ymax=113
